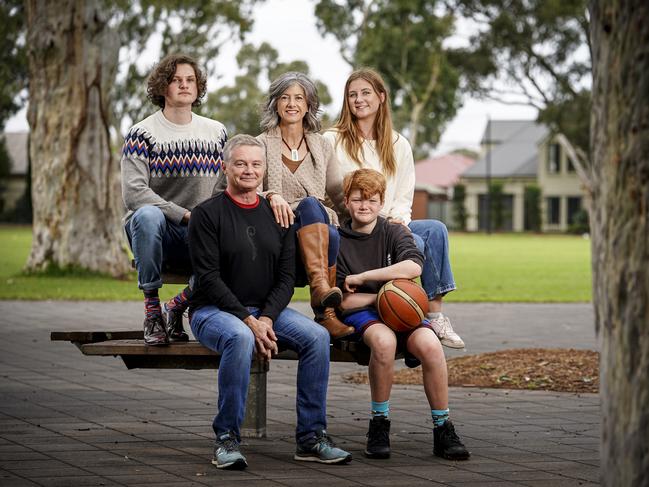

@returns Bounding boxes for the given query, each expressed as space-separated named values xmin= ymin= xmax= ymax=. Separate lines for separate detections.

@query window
xmin=566 ymin=157 xmax=576 ymax=173
xmin=547 ymin=143 xmax=561 ymax=174
xmin=546 ymin=197 xmax=560 ymax=225
xmin=567 ymin=197 xmax=582 ymax=224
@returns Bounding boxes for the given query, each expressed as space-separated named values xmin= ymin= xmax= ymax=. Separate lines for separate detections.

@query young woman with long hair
xmin=323 ymin=68 xmax=465 ymax=349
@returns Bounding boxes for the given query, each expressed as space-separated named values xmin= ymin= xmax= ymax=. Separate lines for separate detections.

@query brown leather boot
xmin=297 ymin=223 xmax=343 ymax=308
xmin=315 ymin=307 xmax=355 ymax=338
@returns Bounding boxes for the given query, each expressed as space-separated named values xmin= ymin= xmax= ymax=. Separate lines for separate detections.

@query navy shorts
xmin=341 ymin=308 xmax=434 ymax=368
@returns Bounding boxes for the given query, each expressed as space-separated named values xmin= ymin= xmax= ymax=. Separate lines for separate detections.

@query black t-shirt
xmin=336 ymin=216 xmax=424 ymax=294
xmin=188 ymin=191 xmax=295 ymax=321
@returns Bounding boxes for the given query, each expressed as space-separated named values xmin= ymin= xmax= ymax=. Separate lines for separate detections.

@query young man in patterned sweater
xmin=120 ymin=54 xmax=227 ymax=346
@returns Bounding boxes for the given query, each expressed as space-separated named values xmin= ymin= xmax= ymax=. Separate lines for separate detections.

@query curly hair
xmin=260 ymin=72 xmax=321 ymax=133
xmin=146 ymin=54 xmax=207 ymax=109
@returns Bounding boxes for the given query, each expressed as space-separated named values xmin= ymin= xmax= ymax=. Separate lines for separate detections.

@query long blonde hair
xmin=332 ymin=68 xmax=397 ymax=177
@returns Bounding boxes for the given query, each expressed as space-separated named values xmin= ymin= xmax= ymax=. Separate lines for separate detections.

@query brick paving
xmin=0 ymin=301 xmax=599 ymax=486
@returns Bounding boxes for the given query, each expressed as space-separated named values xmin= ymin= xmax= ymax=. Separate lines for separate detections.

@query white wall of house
xmin=537 ymin=137 xmax=584 ymax=232
xmin=462 ymin=178 xmax=535 ymax=232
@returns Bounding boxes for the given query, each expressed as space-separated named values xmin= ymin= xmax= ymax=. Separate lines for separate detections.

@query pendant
xmin=291 ymin=149 xmax=299 ymax=161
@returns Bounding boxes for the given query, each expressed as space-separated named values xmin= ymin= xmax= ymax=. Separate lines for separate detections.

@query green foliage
xmin=0 ymin=138 xmax=10 ymax=179
xmin=452 ymin=148 xmax=479 ymax=159
xmin=108 ymin=0 xmax=261 ymax=132
xmin=455 ymin=0 xmax=591 ymax=157
xmin=0 ymin=226 xmax=591 ymax=302
xmin=202 ymin=42 xmax=331 ymax=137
xmin=488 ymin=181 xmax=505 ymax=231
xmin=567 ymin=209 xmax=589 ymax=235
xmin=0 ymin=0 xmax=27 ymax=128
xmin=315 ymin=0 xmax=494 ymax=155
xmin=523 ymin=185 xmax=542 ymax=232
xmin=452 ymin=183 xmax=467 ymax=231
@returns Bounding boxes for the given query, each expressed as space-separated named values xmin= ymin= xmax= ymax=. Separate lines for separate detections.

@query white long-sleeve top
xmin=323 ymin=130 xmax=415 ymax=224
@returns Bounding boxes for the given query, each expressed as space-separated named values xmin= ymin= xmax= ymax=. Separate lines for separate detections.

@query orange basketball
xmin=376 ymin=279 xmax=429 ymax=332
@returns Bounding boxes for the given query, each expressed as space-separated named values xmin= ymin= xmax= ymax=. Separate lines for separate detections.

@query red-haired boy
xmin=337 ymin=168 xmax=469 ymax=461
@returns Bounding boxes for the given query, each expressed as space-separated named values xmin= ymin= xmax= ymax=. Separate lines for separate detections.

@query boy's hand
xmin=344 ymin=273 xmax=365 ymax=293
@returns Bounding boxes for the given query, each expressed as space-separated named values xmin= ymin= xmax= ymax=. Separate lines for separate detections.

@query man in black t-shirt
xmin=188 ymin=134 xmax=351 ymax=470
xmin=337 ymin=168 xmax=469 ymax=462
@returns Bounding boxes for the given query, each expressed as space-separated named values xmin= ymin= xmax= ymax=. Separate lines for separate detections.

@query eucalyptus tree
xmin=24 ymin=0 xmax=258 ymax=276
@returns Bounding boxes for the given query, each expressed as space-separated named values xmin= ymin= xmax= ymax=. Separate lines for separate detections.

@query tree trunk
xmin=25 ymin=0 xmax=129 ymax=277
xmin=589 ymin=1 xmax=649 ymax=485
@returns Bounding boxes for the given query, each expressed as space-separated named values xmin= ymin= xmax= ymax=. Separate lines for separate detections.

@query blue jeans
xmin=294 ymin=197 xmax=339 ymax=266
xmin=125 ymin=205 xmax=191 ymax=290
xmin=408 ymin=220 xmax=456 ymax=299
xmin=190 ymin=305 xmax=330 ymax=442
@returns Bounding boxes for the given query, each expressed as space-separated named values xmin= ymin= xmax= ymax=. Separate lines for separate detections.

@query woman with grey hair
xmin=258 ymin=71 xmax=352 ymax=338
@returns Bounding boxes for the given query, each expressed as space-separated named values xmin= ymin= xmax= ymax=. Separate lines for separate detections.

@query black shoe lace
xmin=145 ymin=316 xmax=165 ymax=334
xmin=314 ymin=433 xmax=335 ymax=449
xmin=367 ymin=418 xmax=389 ymax=446
xmin=218 ymin=436 xmax=239 ymax=453
xmin=439 ymin=422 xmax=462 ymax=447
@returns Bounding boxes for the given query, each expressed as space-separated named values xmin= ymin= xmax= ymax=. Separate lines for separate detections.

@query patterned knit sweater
xmin=120 ymin=110 xmax=227 ymax=224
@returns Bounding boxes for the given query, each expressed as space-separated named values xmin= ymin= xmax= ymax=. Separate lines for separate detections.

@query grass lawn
xmin=0 ymin=225 xmax=591 ymax=302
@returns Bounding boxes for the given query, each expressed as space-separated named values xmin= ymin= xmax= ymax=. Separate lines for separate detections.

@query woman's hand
xmin=268 ymin=193 xmax=295 ymax=228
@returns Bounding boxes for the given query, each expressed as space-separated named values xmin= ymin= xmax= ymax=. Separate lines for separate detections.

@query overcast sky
xmin=5 ymin=0 xmax=538 ymax=155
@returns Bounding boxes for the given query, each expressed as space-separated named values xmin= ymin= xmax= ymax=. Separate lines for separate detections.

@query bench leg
xmin=241 ymin=362 xmax=267 ymax=438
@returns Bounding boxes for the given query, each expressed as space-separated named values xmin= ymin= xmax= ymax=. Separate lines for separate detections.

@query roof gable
xmin=464 ymin=121 xmax=547 ymax=179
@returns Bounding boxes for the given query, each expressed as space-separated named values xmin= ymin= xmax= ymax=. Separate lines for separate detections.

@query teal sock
xmin=371 ymin=400 xmax=389 ymax=418
xmin=431 ymin=408 xmax=449 ymax=427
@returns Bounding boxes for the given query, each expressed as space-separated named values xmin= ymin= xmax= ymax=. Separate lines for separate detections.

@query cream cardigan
xmin=323 ymin=129 xmax=415 ymax=224
xmin=257 ymin=127 xmax=345 ymax=225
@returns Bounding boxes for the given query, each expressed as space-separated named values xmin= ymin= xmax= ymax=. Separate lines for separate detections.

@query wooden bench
xmin=51 ymin=330 xmax=378 ymax=438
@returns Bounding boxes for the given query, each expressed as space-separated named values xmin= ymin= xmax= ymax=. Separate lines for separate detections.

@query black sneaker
xmin=163 ymin=303 xmax=189 ymax=342
xmin=433 ymin=421 xmax=470 ymax=460
xmin=143 ymin=314 xmax=168 ymax=346
xmin=365 ymin=416 xmax=391 ymax=459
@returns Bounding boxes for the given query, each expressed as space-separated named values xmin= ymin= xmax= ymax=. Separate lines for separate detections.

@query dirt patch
xmin=343 ymin=348 xmax=599 ymax=393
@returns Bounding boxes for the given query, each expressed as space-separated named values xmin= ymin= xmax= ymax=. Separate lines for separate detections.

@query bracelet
xmin=266 ymin=192 xmax=276 ymax=202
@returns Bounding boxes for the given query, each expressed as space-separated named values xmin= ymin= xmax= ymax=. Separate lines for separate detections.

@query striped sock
xmin=144 ymin=290 xmax=161 ymax=319
xmin=371 ymin=400 xmax=390 ymax=418
xmin=431 ymin=408 xmax=449 ymax=427
xmin=167 ymin=287 xmax=189 ymax=312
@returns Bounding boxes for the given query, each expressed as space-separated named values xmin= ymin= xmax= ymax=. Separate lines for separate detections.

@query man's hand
xmin=344 ymin=273 xmax=366 ymax=293
xmin=182 ymin=211 xmax=191 ymax=225
xmin=268 ymin=193 xmax=295 ymax=228
xmin=243 ymin=315 xmax=278 ymax=362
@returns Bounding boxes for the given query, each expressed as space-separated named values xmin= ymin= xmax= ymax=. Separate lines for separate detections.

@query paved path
xmin=0 ymin=301 xmax=600 ymax=486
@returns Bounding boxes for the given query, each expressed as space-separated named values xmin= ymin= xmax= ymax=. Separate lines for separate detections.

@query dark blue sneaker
xmin=212 ymin=432 xmax=247 ymax=469
xmin=163 ymin=302 xmax=189 ymax=342
xmin=294 ymin=430 xmax=352 ymax=464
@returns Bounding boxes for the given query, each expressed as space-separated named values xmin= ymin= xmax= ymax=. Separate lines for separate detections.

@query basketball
xmin=376 ymin=279 xmax=429 ymax=332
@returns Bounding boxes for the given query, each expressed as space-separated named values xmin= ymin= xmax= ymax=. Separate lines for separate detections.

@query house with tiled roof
xmin=412 ymin=153 xmax=475 ymax=223
xmin=459 ymin=120 xmax=585 ymax=232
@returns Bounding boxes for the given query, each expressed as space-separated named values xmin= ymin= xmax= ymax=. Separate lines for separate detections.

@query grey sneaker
xmin=212 ymin=432 xmax=247 ymax=470
xmin=428 ymin=315 xmax=465 ymax=349
xmin=294 ymin=430 xmax=352 ymax=464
